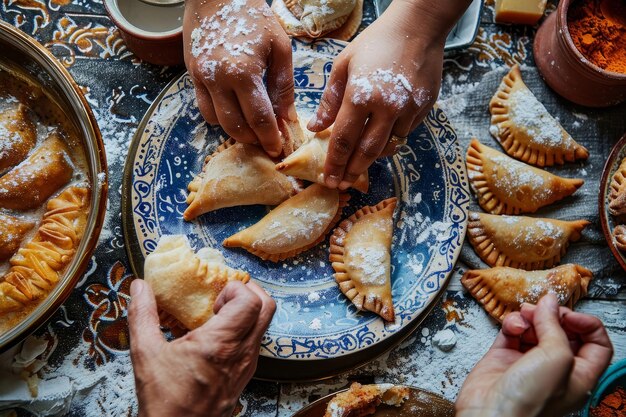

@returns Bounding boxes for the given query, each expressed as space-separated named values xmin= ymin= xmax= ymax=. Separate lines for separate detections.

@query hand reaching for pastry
xmin=183 ymin=0 xmax=296 ymax=157
xmin=128 ymin=279 xmax=276 ymax=417
xmin=455 ymin=294 xmax=613 ymax=417
xmin=308 ymin=0 xmax=472 ymax=190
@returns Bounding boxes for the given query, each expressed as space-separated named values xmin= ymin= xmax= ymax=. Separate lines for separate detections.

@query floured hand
xmin=308 ymin=0 xmax=471 ymax=190
xmin=183 ymin=0 xmax=296 ymax=157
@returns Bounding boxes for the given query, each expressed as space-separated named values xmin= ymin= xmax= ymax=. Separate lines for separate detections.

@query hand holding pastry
xmin=455 ymin=294 xmax=613 ymax=417
xmin=307 ymin=0 xmax=472 ymax=190
xmin=129 ymin=279 xmax=276 ymax=417
xmin=183 ymin=0 xmax=296 ymax=157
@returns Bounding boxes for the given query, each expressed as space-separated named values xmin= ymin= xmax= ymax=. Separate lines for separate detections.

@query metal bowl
xmin=0 ymin=21 xmax=108 ymax=352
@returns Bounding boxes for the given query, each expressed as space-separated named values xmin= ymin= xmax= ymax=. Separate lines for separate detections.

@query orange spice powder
xmin=568 ymin=0 xmax=626 ymax=75
xmin=590 ymin=386 xmax=626 ymax=417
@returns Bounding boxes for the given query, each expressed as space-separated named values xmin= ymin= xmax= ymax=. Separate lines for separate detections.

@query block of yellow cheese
xmin=495 ymin=0 xmax=548 ymax=25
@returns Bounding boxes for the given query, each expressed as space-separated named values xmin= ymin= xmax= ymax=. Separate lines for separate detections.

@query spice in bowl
xmin=590 ymin=386 xmax=626 ymax=416
xmin=568 ymin=0 xmax=626 ymax=75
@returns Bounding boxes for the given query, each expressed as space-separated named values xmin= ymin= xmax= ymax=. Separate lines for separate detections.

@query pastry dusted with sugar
xmin=272 ymin=0 xmax=363 ymax=41
xmin=324 ymin=382 xmax=410 ymax=417
xmin=0 ymin=214 xmax=35 ymax=262
xmin=0 ymin=103 xmax=36 ymax=173
xmin=144 ymin=235 xmax=250 ymax=330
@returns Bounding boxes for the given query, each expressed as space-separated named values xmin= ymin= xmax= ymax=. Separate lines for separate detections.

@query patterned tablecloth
xmin=0 ymin=1 xmax=625 ymax=416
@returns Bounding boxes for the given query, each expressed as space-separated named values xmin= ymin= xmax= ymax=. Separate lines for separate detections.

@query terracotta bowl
xmin=534 ymin=0 xmax=626 ymax=107
xmin=599 ymin=133 xmax=626 ymax=272
xmin=0 ymin=21 xmax=108 ymax=352
xmin=104 ymin=0 xmax=184 ymax=66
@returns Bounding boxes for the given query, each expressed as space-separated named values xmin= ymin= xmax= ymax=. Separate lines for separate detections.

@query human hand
xmin=183 ymin=0 xmax=296 ymax=157
xmin=307 ymin=0 xmax=470 ymax=190
xmin=128 ymin=279 xmax=276 ymax=417
xmin=455 ymin=294 xmax=613 ymax=417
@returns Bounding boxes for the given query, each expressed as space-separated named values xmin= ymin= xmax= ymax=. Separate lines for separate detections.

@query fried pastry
xmin=184 ymin=139 xmax=300 ymax=221
xmin=613 ymin=224 xmax=626 ymax=252
xmin=0 ymin=134 xmax=73 ymax=211
xmin=468 ymin=212 xmax=589 ymax=270
xmin=276 ymin=128 xmax=369 ymax=192
xmin=324 ymin=382 xmax=410 ymax=417
xmin=144 ymin=235 xmax=250 ymax=330
xmin=278 ymin=116 xmax=307 ymax=157
xmin=223 ymin=183 xmax=348 ymax=262
xmin=609 ymin=157 xmax=626 ymax=221
xmin=466 ymin=139 xmax=583 ymax=215
xmin=0 ymin=186 xmax=89 ymax=314
xmin=330 ymin=197 xmax=397 ymax=322
xmin=0 ymin=103 xmax=36 ymax=172
xmin=0 ymin=214 xmax=35 ymax=262
xmin=489 ymin=65 xmax=588 ymax=167
xmin=272 ymin=0 xmax=363 ymax=41
xmin=461 ymin=264 xmax=592 ymax=322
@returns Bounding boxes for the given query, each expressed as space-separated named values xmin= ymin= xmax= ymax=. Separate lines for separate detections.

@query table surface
xmin=0 ymin=1 xmax=625 ymax=416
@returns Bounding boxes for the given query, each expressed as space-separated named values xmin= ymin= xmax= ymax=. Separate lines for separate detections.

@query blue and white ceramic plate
xmin=123 ymin=38 xmax=469 ymax=362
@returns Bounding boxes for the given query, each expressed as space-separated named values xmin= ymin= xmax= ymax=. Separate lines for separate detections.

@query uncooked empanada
xmin=609 ymin=157 xmax=626 ymax=221
xmin=0 ymin=134 xmax=73 ymax=211
xmin=184 ymin=139 xmax=300 ymax=221
xmin=466 ymin=139 xmax=583 ymax=215
xmin=324 ymin=382 xmax=410 ymax=417
xmin=468 ymin=212 xmax=589 ymax=270
xmin=272 ymin=0 xmax=363 ymax=41
xmin=330 ymin=197 xmax=397 ymax=321
xmin=0 ymin=186 xmax=89 ymax=314
xmin=278 ymin=117 xmax=307 ymax=157
xmin=276 ymin=129 xmax=369 ymax=192
xmin=144 ymin=235 xmax=250 ymax=330
xmin=489 ymin=65 xmax=588 ymax=167
xmin=0 ymin=214 xmax=35 ymax=261
xmin=0 ymin=103 xmax=36 ymax=172
xmin=613 ymin=224 xmax=626 ymax=252
xmin=223 ymin=183 xmax=348 ymax=262
xmin=461 ymin=264 xmax=592 ymax=322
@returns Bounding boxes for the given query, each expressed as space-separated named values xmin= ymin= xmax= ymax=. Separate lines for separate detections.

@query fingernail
xmin=287 ymin=103 xmax=298 ymax=121
xmin=544 ymin=293 xmax=559 ymax=310
xmin=131 ymin=279 xmax=144 ymax=296
xmin=268 ymin=149 xmax=281 ymax=158
xmin=338 ymin=180 xmax=352 ymax=190
xmin=325 ymin=175 xmax=341 ymax=188
xmin=513 ymin=316 xmax=530 ymax=332
xmin=307 ymin=115 xmax=319 ymax=130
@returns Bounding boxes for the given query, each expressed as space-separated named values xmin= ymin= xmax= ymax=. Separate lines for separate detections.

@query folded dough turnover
xmin=609 ymin=157 xmax=626 ymax=221
xmin=613 ymin=224 xmax=626 ymax=252
xmin=144 ymin=235 xmax=250 ymax=330
xmin=330 ymin=197 xmax=397 ymax=321
xmin=489 ymin=65 xmax=588 ymax=167
xmin=0 ymin=186 xmax=89 ymax=314
xmin=324 ymin=382 xmax=409 ymax=417
xmin=468 ymin=211 xmax=588 ymax=270
xmin=184 ymin=139 xmax=299 ymax=220
xmin=0 ymin=133 xmax=73 ymax=211
xmin=224 ymin=183 xmax=348 ymax=262
xmin=0 ymin=213 xmax=35 ymax=262
xmin=461 ymin=264 xmax=592 ymax=322
xmin=0 ymin=103 xmax=36 ymax=172
xmin=276 ymin=128 xmax=369 ymax=192
xmin=466 ymin=139 xmax=583 ymax=215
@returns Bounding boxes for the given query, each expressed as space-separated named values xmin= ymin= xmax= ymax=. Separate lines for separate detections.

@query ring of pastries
xmin=608 ymin=156 xmax=626 ymax=252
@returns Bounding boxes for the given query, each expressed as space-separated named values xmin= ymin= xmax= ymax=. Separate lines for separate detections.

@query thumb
xmin=533 ymin=294 xmax=570 ymax=347
xmin=128 ymin=279 xmax=164 ymax=357
xmin=308 ymin=57 xmax=348 ymax=132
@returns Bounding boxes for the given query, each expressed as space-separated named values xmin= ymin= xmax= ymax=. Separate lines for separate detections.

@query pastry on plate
xmin=184 ymin=139 xmax=300 ymax=221
xmin=224 ymin=183 xmax=348 ymax=262
xmin=276 ymin=126 xmax=369 ymax=192
xmin=466 ymin=139 xmax=583 ymax=215
xmin=0 ymin=213 xmax=35 ymax=262
xmin=0 ymin=133 xmax=73 ymax=211
xmin=613 ymin=224 xmax=626 ymax=252
xmin=467 ymin=211 xmax=589 ymax=270
xmin=609 ymin=157 xmax=626 ymax=221
xmin=0 ymin=186 xmax=89 ymax=314
xmin=461 ymin=264 xmax=592 ymax=322
xmin=144 ymin=235 xmax=250 ymax=330
xmin=324 ymin=382 xmax=410 ymax=417
xmin=0 ymin=103 xmax=36 ymax=172
xmin=330 ymin=197 xmax=397 ymax=321
xmin=489 ymin=65 xmax=588 ymax=167
xmin=272 ymin=0 xmax=363 ymax=41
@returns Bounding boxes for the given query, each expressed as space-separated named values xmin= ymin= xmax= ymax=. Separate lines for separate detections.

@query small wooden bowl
xmin=599 ymin=133 xmax=626 ymax=272
xmin=534 ymin=0 xmax=626 ymax=107
xmin=104 ymin=0 xmax=184 ymax=66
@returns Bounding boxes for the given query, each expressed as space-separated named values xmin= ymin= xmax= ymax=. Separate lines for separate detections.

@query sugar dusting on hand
xmin=349 ymin=68 xmax=431 ymax=109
